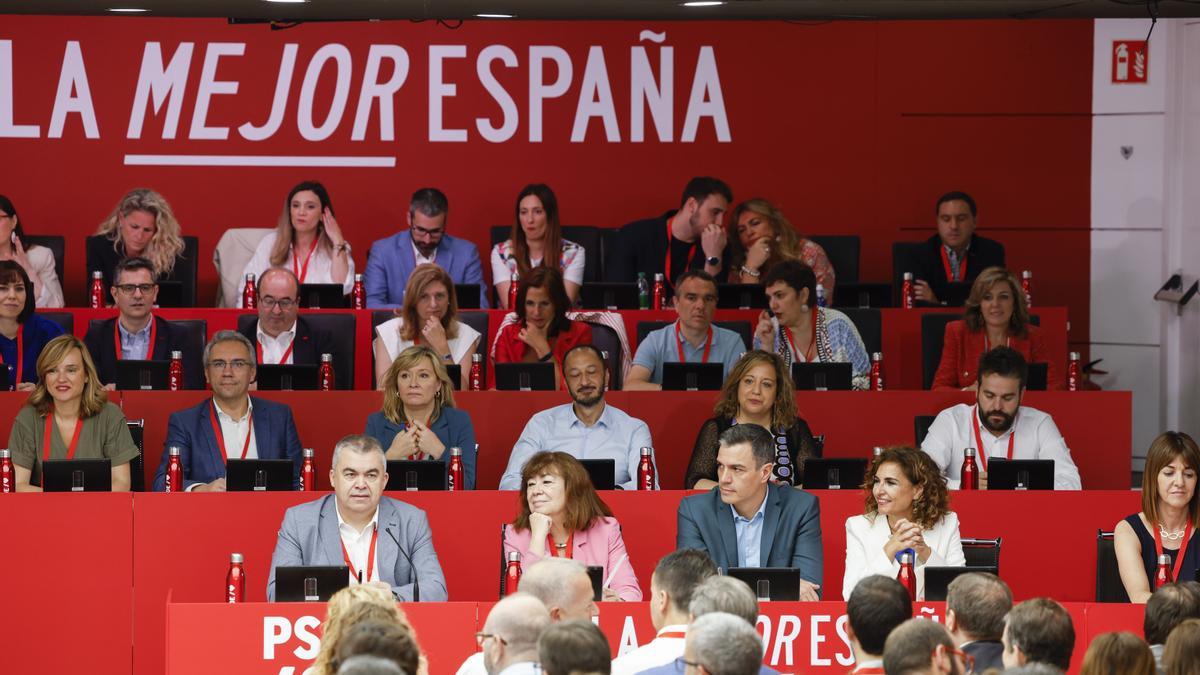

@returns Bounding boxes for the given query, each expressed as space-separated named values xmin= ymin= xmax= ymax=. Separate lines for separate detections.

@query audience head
xmin=519 ymin=558 xmax=599 ymax=622
xmin=682 ymin=612 xmax=762 ymax=675
xmin=407 ymin=187 xmax=449 ymax=258
xmin=29 ymin=334 xmax=107 ymax=417
xmin=963 ymin=267 xmax=1030 ymax=336
xmin=728 ymin=198 xmax=802 ymax=271
xmin=202 ymin=330 xmax=256 ymax=401
xmin=515 ymin=451 xmax=612 ymax=534
xmin=335 ymin=655 xmax=406 ymax=675
xmin=516 ymin=266 xmax=572 ymax=337
xmin=714 ymin=350 xmax=797 ymax=442
xmin=688 ymin=575 xmax=759 ymax=626
xmin=1144 ymin=582 xmax=1200 ymax=645
xmin=335 ymin=620 xmax=420 ymax=675
xmin=650 ymin=549 xmax=719 ymax=629
xmin=398 ymin=263 xmax=460 ymax=342
xmin=511 ymin=184 xmax=562 ymax=276
xmin=97 ymin=187 xmax=184 ymax=275
xmin=763 ymin=260 xmax=818 ymax=325
xmin=673 ymin=270 xmax=719 ymax=333
xmin=678 ymin=176 xmax=732 ymax=236
xmin=882 ymin=618 xmax=966 ymax=675
xmin=863 ymin=446 xmax=950 ymax=530
xmin=111 ymin=256 xmax=160 ymax=320
xmin=537 ymin=619 xmax=611 ymax=675
xmin=0 ymin=194 xmax=31 ymax=249
xmin=256 ymin=267 xmax=301 ymax=337
xmin=1079 ymin=631 xmax=1155 ymax=675
xmin=562 ymin=344 xmax=608 ymax=409
xmin=329 ymin=434 xmax=388 ymax=521
xmin=846 ymin=575 xmax=913 ymax=658
xmin=975 ymin=346 xmax=1028 ymax=433
xmin=480 ymin=593 xmax=551 ymax=675
xmin=1164 ymin=618 xmax=1200 ymax=675
xmin=945 ymin=572 xmax=1012 ymax=643
xmin=0 ymin=259 xmax=35 ymax=324
xmin=381 ymin=345 xmax=457 ymax=426
xmin=1002 ymin=597 xmax=1075 ymax=671
xmin=1140 ymin=432 xmax=1200 ymax=530
xmin=715 ymin=423 xmax=776 ymax=514
xmin=316 ymin=584 xmax=407 ymax=675
xmin=935 ymin=191 xmax=978 ymax=251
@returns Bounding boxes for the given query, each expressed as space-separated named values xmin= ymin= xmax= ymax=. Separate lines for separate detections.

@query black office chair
xmin=833 ymin=282 xmax=893 ymax=309
xmin=914 ymin=415 xmax=937 ymax=446
xmin=921 ymin=313 xmax=1043 ymax=390
xmin=600 ymin=228 xmax=622 ymax=281
xmin=237 ymin=313 xmax=355 ymax=390
xmin=586 ymin=322 xmax=623 ymax=390
xmin=1096 ymin=530 xmax=1130 ymax=603
xmin=126 ymin=418 xmax=145 ymax=492
xmin=837 ymin=308 xmax=881 ymax=357
xmin=962 ymin=537 xmax=1002 ymax=573
xmin=40 ymin=311 xmax=74 ymax=335
xmin=634 ymin=321 xmax=752 ymax=353
xmin=809 ymin=235 xmax=860 ymax=283
xmin=24 ymin=235 xmax=65 ymax=288
xmin=172 ymin=235 xmax=199 ymax=307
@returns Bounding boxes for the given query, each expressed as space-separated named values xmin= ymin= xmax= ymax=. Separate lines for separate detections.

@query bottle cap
xmin=872 ymin=447 xmax=883 ymax=457
xmin=170 ymin=350 xmax=183 ymax=359
xmin=472 ymin=353 xmax=482 ymax=363
xmin=230 ymin=553 xmax=244 ymax=564
xmin=872 ymin=352 xmax=882 ymax=362
xmin=640 ymin=447 xmax=653 ymax=457
xmin=450 ymin=446 xmax=462 ymax=457
xmin=168 ymin=446 xmax=181 ymax=457
xmin=0 ymin=449 xmax=10 ymax=458
xmin=899 ymin=551 xmax=913 ymax=564
xmin=511 ymin=271 xmax=519 ymax=280
xmin=903 ymin=272 xmax=913 ymax=280
xmin=507 ymin=551 xmax=521 ymax=563
xmin=245 ymin=273 xmax=255 ymax=282
xmin=1158 ymin=554 xmax=1172 ymax=565
xmin=1022 ymin=270 xmax=1033 ymax=279
xmin=302 ymin=448 xmax=314 ymax=458
xmin=92 ymin=270 xmax=102 ymax=279
xmin=654 ymin=273 xmax=664 ymax=281
xmin=354 ymin=273 xmax=363 ymax=282
xmin=601 ymin=350 xmax=609 ymax=360
xmin=965 ymin=447 xmax=976 ymax=458
xmin=321 ymin=353 xmax=332 ymax=362
xmin=1069 ymin=351 xmax=1081 ymax=360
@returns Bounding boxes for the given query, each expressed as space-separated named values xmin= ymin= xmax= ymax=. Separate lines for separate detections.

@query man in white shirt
xmin=236 ymin=267 xmax=345 ymax=388
xmin=479 ymin=593 xmax=551 ymax=675
xmin=921 ymin=347 xmax=1081 ymax=490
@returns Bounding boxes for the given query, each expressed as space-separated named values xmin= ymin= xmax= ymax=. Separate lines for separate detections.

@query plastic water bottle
xmin=637 ymin=272 xmax=650 ymax=310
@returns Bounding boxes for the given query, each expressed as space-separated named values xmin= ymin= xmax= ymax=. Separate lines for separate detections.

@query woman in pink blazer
xmin=503 ymin=451 xmax=642 ymax=601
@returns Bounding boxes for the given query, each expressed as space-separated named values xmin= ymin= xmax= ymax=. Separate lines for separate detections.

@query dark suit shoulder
xmin=83 ymin=317 xmax=116 ymax=345
xmin=249 ymin=396 xmax=294 ymax=417
xmin=774 ymin=482 xmax=819 ymax=511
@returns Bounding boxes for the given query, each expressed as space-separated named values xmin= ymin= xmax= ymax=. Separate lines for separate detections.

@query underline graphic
xmin=123 ymin=154 xmax=397 ymax=168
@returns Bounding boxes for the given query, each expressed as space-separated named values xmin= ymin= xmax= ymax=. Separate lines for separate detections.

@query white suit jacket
xmin=842 ymin=511 xmax=965 ymax=601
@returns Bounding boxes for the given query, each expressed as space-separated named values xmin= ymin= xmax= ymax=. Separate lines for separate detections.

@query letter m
xmin=127 ymin=42 xmax=194 ymax=139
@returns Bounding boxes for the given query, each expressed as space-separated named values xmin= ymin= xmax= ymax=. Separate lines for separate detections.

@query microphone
xmin=385 ymin=526 xmax=420 ymax=602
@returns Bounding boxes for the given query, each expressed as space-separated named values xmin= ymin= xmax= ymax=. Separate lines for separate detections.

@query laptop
xmin=791 ymin=363 xmax=853 ymax=391
xmin=444 ymin=364 xmax=462 ymax=391
xmin=727 ymin=567 xmax=803 ymax=601
xmin=274 ymin=565 xmax=351 ymax=602
xmin=115 ymin=359 xmax=169 ymax=391
xmin=936 ymin=282 xmax=972 ymax=307
xmin=385 ymin=460 xmax=447 ymax=491
xmin=801 ymin=458 xmax=867 ymax=490
xmin=834 ymin=282 xmax=892 ymax=309
xmin=42 ymin=458 xmax=111 ymax=492
xmin=579 ymin=458 xmax=616 ymax=491
xmin=580 ymin=283 xmax=640 ymax=310
xmin=298 ymin=283 xmax=347 ymax=309
xmin=924 ymin=566 xmax=998 ymax=601
xmin=1026 ymin=363 xmax=1048 ymax=391
xmin=716 ymin=283 xmax=768 ymax=310
xmin=455 ymin=284 xmax=482 ymax=309
xmin=256 ymin=364 xmax=319 ymax=391
xmin=494 ymin=362 xmax=556 ymax=391
xmin=154 ymin=280 xmax=185 ymax=308
xmin=661 ymin=362 xmax=724 ymax=391
xmin=226 ymin=459 xmax=295 ymax=491
xmin=987 ymin=459 xmax=1054 ymax=490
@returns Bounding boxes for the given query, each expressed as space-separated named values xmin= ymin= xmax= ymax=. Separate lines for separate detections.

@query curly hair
xmin=95 ymin=188 xmax=185 ymax=277
xmin=713 ymin=350 xmax=797 ymax=430
xmin=513 ymin=451 xmax=613 ymax=533
xmin=962 ymin=267 xmax=1031 ymax=337
xmin=862 ymin=445 xmax=952 ymax=530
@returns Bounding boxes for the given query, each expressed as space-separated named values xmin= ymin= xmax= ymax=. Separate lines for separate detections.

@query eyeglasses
xmin=208 ymin=359 xmax=252 ymax=371
xmin=942 ymin=646 xmax=975 ymax=675
xmin=412 ymin=224 xmax=445 ymax=238
xmin=673 ymin=657 xmax=703 ymax=673
xmin=474 ymin=632 xmax=506 ymax=648
xmin=260 ymin=297 xmax=296 ymax=310
xmin=115 ymin=283 xmax=157 ymax=295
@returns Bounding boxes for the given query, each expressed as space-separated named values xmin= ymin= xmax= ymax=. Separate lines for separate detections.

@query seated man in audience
xmin=676 ymin=424 xmax=823 ymax=598
xmin=611 ymin=549 xmax=717 ymax=674
xmin=478 ymin=593 xmax=551 ymax=675
xmin=946 ymin=572 xmax=1012 ymax=673
xmin=364 ymin=187 xmax=487 ymax=309
xmin=608 ymin=176 xmax=732 ymax=286
xmin=921 ymin=347 xmax=1081 ymax=490
xmin=681 ymin=613 xmax=765 ymax=675
xmin=1002 ymin=598 xmax=1076 ymax=672
xmin=538 ymin=620 xmax=612 ymax=675
xmin=625 ymin=271 xmax=746 ymax=390
xmin=236 ymin=266 xmax=347 ymax=389
xmin=83 ymin=256 xmax=202 ymax=390
xmin=500 ymin=345 xmax=654 ymax=490
xmin=846 ymin=575 xmax=912 ymax=674
xmin=266 ymin=434 xmax=448 ymax=601
xmin=883 ymin=618 xmax=968 ymax=675
xmin=152 ymin=330 xmax=303 ymax=491
xmin=1144 ymin=582 xmax=1200 ymax=673
xmin=908 ymin=191 xmax=1005 ymax=306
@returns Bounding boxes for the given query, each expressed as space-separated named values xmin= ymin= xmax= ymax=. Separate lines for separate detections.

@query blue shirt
xmin=0 ymin=314 xmax=66 ymax=387
xmin=117 ymin=318 xmax=153 ymax=361
xmin=632 ymin=321 xmax=747 ymax=384
xmin=500 ymin=402 xmax=654 ymax=490
xmin=732 ymin=492 xmax=769 ymax=568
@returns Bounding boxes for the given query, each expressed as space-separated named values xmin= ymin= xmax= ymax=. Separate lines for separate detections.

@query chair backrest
xmin=634 ymin=320 xmax=751 ymax=353
xmin=833 ymin=282 xmax=893 ymax=309
xmin=1096 ymin=530 xmax=1130 ymax=602
xmin=25 ymin=235 xmax=65 ymax=288
xmin=961 ymin=537 xmax=1002 ymax=572
xmin=169 ymin=319 xmax=208 ymax=370
xmin=126 ymin=418 xmax=145 ymax=492
xmin=39 ymin=311 xmax=74 ymax=335
xmin=213 ymin=228 xmax=273 ymax=308
xmin=174 ymin=235 xmax=199 ymax=307
xmin=586 ymin=321 xmax=623 ymax=390
xmin=914 ymin=415 xmax=937 ymax=446
xmin=237 ymin=312 xmax=356 ymax=390
xmin=921 ymin=313 xmax=959 ymax=390
xmin=892 ymin=241 xmax=925 ymax=306
xmin=836 ymin=308 xmax=881 ymax=357
xmin=488 ymin=225 xmax=603 ymax=285
xmin=600 ymin=228 xmax=621 ymax=282
xmin=809 ymin=235 xmax=860 ymax=283
xmin=457 ymin=311 xmax=490 ymax=357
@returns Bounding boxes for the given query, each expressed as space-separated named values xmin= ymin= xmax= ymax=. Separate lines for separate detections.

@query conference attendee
xmin=608 ymin=176 xmax=732 ymax=285
xmin=267 ymin=434 xmax=448 ymax=601
xmin=1002 ymin=598 xmax=1076 ymax=671
xmin=241 ymin=181 xmax=355 ymax=306
xmin=920 ymin=347 xmax=1082 ymax=490
xmin=1142 ymin=583 xmax=1200 ymax=672
xmin=844 ymin=575 xmax=912 ymax=675
xmin=1164 ymin=619 xmax=1200 ymax=675
xmin=151 ymin=331 xmax=303 ymax=492
xmin=882 ymin=618 xmax=968 ymax=675
xmin=676 ymin=424 xmax=823 ymax=598
xmin=684 ymin=350 xmax=818 ymax=489
xmin=625 ymin=271 xmax=746 ymax=390
xmin=89 ymin=188 xmax=185 ymax=307
xmin=1079 ymin=632 xmax=1155 ymax=675
xmin=504 ymin=452 xmax=641 ymax=601
xmin=944 ymin=572 xmax=1012 ymax=673
xmin=6 ymin=334 xmax=139 ymax=492
xmin=680 ymin=613 xmax=764 ymax=675
xmin=0 ymin=260 xmax=66 ymax=390
xmin=337 ymin=656 xmax=405 ymax=675
xmin=725 ymin=198 xmax=835 ymax=293
xmin=83 ymin=256 xmax=203 ymax=390
xmin=500 ymin=345 xmax=652 ymax=491
xmin=610 ymin=549 xmax=717 ymax=674
xmin=0 ymin=193 xmax=63 ymax=307
xmin=492 ymin=184 xmax=585 ymax=308
xmin=1115 ymin=432 xmax=1200 ymax=604
xmin=492 ymin=266 xmax=591 ymax=387
xmin=843 ymin=446 xmax=965 ymax=601
xmin=365 ymin=345 xmax=478 ymax=489
xmin=311 ymin=584 xmax=421 ymax=675
xmin=365 ymin=187 xmax=487 ymax=309
xmin=478 ymin=593 xmax=551 ymax=675
xmin=538 ymin=620 xmax=611 ymax=675
xmin=336 ymin=622 xmax=423 ymax=675
xmin=753 ymin=259 xmax=870 ymax=390
xmin=932 ymin=266 xmax=1060 ymax=390
xmin=373 ymin=263 xmax=481 ymax=390
xmin=907 ymin=191 xmax=1006 ymax=306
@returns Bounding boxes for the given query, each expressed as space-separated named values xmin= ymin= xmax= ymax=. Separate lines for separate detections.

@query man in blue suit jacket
xmin=151 ymin=331 xmax=303 ymax=491
xmin=364 ymin=187 xmax=487 ymax=309
xmin=676 ymin=424 xmax=823 ymax=599
xmin=266 ymin=434 xmax=448 ymax=601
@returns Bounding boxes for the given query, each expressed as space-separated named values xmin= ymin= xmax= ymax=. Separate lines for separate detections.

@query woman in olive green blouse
xmin=8 ymin=334 xmax=139 ymax=491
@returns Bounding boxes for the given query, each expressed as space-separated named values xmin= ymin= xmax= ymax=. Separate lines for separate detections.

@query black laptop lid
xmin=494 ymin=362 xmax=556 ymax=391
xmin=924 ymin=566 xmax=998 ymax=601
xmin=154 ymin=280 xmax=185 ymax=308
xmin=580 ymin=283 xmax=639 ymax=310
xmin=115 ymin=359 xmax=169 ymax=391
xmin=274 ymin=566 xmax=351 ymax=602
xmin=662 ymin=362 xmax=724 ymax=391
xmin=226 ymin=459 xmax=294 ymax=491
xmin=802 ymin=458 xmax=867 ymax=490
xmin=578 ymin=459 xmax=616 ymax=491
xmin=791 ymin=362 xmax=853 ymax=391
xmin=444 ymin=363 xmax=462 ymax=391
xmin=255 ymin=364 xmax=319 ymax=391
xmin=834 ymin=282 xmax=892 ymax=309
xmin=385 ymin=460 xmax=447 ymax=491
xmin=716 ymin=284 xmax=768 ymax=310
xmin=42 ymin=458 xmax=112 ymax=492
xmin=727 ymin=567 xmax=802 ymax=601
xmin=987 ymin=459 xmax=1054 ymax=490
xmin=0 ymin=363 xmax=11 ymax=391
xmin=298 ymin=283 xmax=346 ymax=309
xmin=1026 ymin=363 xmax=1048 ymax=391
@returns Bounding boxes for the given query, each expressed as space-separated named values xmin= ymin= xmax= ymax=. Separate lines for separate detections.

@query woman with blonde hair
xmin=0 ymin=194 xmax=64 ymax=307
xmin=683 ymin=349 xmax=817 ymax=489
xmin=726 ymin=198 xmax=835 ymax=293
xmin=89 ymin=188 xmax=187 ymax=304
xmin=1165 ymin=619 xmax=1200 ymax=675
xmin=6 ymin=334 xmax=139 ymax=491
xmin=311 ymin=585 xmax=427 ymax=675
xmin=365 ymin=345 xmax=478 ymax=489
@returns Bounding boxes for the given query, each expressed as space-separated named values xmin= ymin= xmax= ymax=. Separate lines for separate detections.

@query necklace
xmin=1160 ymin=523 xmax=1186 ymax=541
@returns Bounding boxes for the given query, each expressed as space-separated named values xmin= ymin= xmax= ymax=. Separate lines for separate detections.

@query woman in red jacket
xmin=492 ymin=266 xmax=591 ymax=389
xmin=932 ymin=266 xmax=1061 ymax=390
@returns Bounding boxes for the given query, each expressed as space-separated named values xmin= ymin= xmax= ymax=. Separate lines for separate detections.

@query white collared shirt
xmin=256 ymin=320 xmax=297 ymax=365
xmin=610 ymin=624 xmax=688 ymax=675
xmin=214 ymin=396 xmax=257 ymax=460
xmin=412 ymin=241 xmax=437 ymax=266
xmin=335 ymin=502 xmax=381 ymax=584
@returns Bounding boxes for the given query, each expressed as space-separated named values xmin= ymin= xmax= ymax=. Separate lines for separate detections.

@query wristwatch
xmin=705 ymin=256 xmax=721 ymax=267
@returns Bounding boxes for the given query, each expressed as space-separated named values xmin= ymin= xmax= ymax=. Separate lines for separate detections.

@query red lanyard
xmin=1154 ymin=518 xmax=1195 ymax=585
xmin=972 ymin=405 xmax=1015 ymax=471
xmin=547 ymin=532 xmax=574 ymax=558
xmin=783 ymin=319 xmax=817 ymax=363
xmin=675 ymin=322 xmax=713 ymax=364
xmin=114 ymin=319 xmax=157 ymax=361
xmin=209 ymin=401 xmax=253 ymax=460
xmin=292 ymin=237 xmax=320 ymax=284
xmin=2 ymin=326 xmax=22 ymax=385
xmin=663 ymin=216 xmax=699 ymax=282
xmin=940 ymin=247 xmax=963 ymax=282
xmin=256 ymin=336 xmax=295 ymax=365
xmin=341 ymin=523 xmax=379 ymax=583
xmin=43 ymin=410 xmax=84 ymax=460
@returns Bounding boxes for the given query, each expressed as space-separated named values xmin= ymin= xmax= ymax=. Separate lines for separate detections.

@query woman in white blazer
xmin=843 ymin=445 xmax=966 ymax=600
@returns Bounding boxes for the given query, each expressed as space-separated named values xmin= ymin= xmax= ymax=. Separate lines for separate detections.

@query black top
xmin=237 ymin=316 xmax=350 ymax=390
xmin=962 ymin=640 xmax=1004 ymax=673
xmin=1123 ymin=513 xmax=1200 ymax=586
xmin=86 ymin=235 xmax=194 ymax=306
xmin=83 ymin=315 xmax=205 ymax=390
xmin=607 ymin=210 xmax=729 ymax=286
xmin=684 ymin=416 xmax=818 ymax=489
xmin=908 ymin=233 xmax=1005 ymax=306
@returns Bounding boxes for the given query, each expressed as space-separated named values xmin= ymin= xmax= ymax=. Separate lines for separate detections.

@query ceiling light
xmin=681 ymin=1 xmax=725 ymax=6
xmin=476 ymin=13 xmax=514 ymax=18
xmin=264 ymin=0 xmax=308 ymax=3
xmin=107 ymin=7 xmax=148 ymax=11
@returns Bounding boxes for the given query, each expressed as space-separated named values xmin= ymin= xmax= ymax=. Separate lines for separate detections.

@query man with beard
xmin=500 ymin=345 xmax=654 ymax=490
xmin=920 ymin=347 xmax=1081 ymax=490
xmin=883 ymin=618 xmax=970 ymax=675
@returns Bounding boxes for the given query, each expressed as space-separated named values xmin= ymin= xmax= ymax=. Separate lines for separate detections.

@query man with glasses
xmin=364 ymin=187 xmax=487 ymax=309
xmin=476 ymin=593 xmax=551 ymax=675
xmin=151 ymin=330 xmax=303 ymax=491
xmin=84 ymin=256 xmax=202 ymax=390
xmin=883 ymin=618 xmax=973 ymax=675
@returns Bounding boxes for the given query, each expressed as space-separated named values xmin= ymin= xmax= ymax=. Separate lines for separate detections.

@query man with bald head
xmin=480 ymin=593 xmax=552 ymax=675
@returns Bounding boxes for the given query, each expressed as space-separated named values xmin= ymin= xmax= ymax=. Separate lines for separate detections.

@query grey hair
xmin=718 ymin=423 xmax=775 ymax=468
xmin=998 ymin=665 xmax=1064 ymax=675
xmin=331 ymin=434 xmax=385 ymax=469
xmin=687 ymin=612 xmax=763 ymax=675
xmin=520 ymin=558 xmax=590 ymax=610
xmin=689 ymin=576 xmax=759 ymax=626
xmin=336 ymin=655 xmax=406 ymax=675
xmin=409 ymin=187 xmax=448 ymax=219
xmin=487 ymin=593 xmax=551 ymax=662
xmin=202 ymin=330 xmax=255 ymax=369
xmin=257 ymin=266 xmax=299 ymax=299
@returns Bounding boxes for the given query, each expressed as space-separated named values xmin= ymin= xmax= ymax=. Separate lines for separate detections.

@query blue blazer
xmin=0 ymin=314 xmax=65 ymax=385
xmin=152 ymin=397 xmax=303 ymax=491
xmin=363 ymin=231 xmax=487 ymax=308
xmin=676 ymin=482 xmax=824 ymax=592
xmin=363 ymin=407 xmax=478 ymax=490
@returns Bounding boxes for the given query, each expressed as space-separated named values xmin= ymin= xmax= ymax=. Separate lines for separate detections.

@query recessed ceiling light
xmin=264 ymin=0 xmax=308 ymax=3
xmin=476 ymin=13 xmax=514 ymax=18
xmin=107 ymin=7 xmax=148 ymax=11
xmin=681 ymin=1 xmax=725 ymax=6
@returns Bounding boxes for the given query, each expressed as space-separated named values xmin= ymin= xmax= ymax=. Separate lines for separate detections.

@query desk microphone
xmin=385 ymin=526 xmax=419 ymax=602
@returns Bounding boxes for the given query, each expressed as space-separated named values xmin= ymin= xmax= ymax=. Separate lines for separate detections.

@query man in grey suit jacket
xmin=676 ymin=424 xmax=823 ymax=600
xmin=266 ymin=434 xmax=447 ymax=601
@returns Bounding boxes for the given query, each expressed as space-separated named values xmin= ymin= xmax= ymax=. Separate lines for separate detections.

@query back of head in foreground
xmin=882 ymin=618 xmax=958 ymax=675
xmin=1003 ymin=598 xmax=1075 ymax=672
xmin=684 ymin=612 xmax=763 ymax=675
xmin=537 ymin=619 xmax=612 ymax=675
